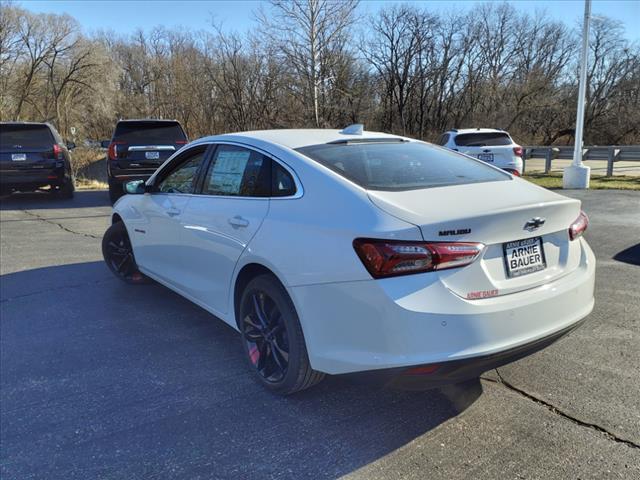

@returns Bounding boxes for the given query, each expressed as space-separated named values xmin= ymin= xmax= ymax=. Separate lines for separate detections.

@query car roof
xmin=116 ymin=119 xmax=180 ymax=123
xmin=1 ymin=121 xmax=50 ymax=127
xmin=192 ymin=129 xmax=407 ymax=150
xmin=447 ymin=128 xmax=508 ymax=135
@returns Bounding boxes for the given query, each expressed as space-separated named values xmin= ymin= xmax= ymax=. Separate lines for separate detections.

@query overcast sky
xmin=19 ymin=0 xmax=640 ymax=41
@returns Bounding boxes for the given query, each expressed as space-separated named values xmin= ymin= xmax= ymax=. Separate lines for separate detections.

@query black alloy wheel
xmin=238 ymin=274 xmax=325 ymax=394
xmin=242 ymin=290 xmax=290 ymax=383
xmin=102 ymin=222 xmax=148 ymax=284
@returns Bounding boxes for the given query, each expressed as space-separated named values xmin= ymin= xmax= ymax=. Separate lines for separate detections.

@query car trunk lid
xmin=110 ymin=121 xmax=187 ymax=169
xmin=367 ymin=179 xmax=583 ymax=298
xmin=115 ymin=144 xmax=177 ymax=169
xmin=458 ymin=144 xmax=514 ymax=166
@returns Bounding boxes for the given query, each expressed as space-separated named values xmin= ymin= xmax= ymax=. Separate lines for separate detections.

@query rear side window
xmin=272 ymin=162 xmax=296 ymax=197
xmin=297 ymin=141 xmax=509 ymax=191
xmin=438 ymin=134 xmax=450 ymax=146
xmin=113 ymin=121 xmax=187 ymax=145
xmin=454 ymin=132 xmax=511 ymax=146
xmin=0 ymin=124 xmax=54 ymax=149
xmin=203 ymin=145 xmax=270 ymax=197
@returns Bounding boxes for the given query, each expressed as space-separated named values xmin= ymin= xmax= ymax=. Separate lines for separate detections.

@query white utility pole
xmin=563 ymin=0 xmax=592 ymax=189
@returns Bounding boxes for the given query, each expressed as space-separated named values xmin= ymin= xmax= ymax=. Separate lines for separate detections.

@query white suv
xmin=438 ymin=128 xmax=523 ymax=175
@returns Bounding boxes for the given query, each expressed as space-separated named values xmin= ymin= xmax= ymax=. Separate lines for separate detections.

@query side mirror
xmin=124 ymin=180 xmax=146 ymax=195
xmin=100 ymin=140 xmax=111 ymax=149
xmin=66 ymin=141 xmax=76 ymax=150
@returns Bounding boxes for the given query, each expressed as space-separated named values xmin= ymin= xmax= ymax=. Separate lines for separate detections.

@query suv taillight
xmin=53 ymin=144 xmax=62 ymax=159
xmin=513 ymin=146 xmax=523 ymax=157
xmin=353 ymin=239 xmax=484 ymax=278
xmin=569 ymin=211 xmax=589 ymax=240
xmin=175 ymin=140 xmax=187 ymax=145
xmin=107 ymin=141 xmax=124 ymax=160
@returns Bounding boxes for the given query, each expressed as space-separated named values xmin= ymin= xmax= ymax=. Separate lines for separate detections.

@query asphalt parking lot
xmin=1 ymin=189 xmax=639 ymax=479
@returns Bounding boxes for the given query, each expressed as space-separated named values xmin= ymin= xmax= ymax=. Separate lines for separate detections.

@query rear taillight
xmin=175 ymin=140 xmax=187 ymax=145
xmin=53 ymin=144 xmax=62 ymax=159
xmin=513 ymin=146 xmax=523 ymax=157
xmin=107 ymin=141 xmax=124 ymax=160
xmin=569 ymin=210 xmax=589 ymax=240
xmin=353 ymin=238 xmax=484 ymax=278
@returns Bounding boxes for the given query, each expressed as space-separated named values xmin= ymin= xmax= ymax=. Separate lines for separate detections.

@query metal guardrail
xmin=523 ymin=145 xmax=640 ymax=176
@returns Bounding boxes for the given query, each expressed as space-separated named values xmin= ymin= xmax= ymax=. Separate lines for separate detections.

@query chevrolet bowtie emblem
xmin=524 ymin=217 xmax=546 ymax=231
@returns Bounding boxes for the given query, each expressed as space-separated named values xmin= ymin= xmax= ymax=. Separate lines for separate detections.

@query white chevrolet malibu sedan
xmin=102 ymin=126 xmax=595 ymax=394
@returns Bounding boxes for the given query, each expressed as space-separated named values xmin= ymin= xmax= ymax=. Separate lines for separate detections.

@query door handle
xmin=228 ymin=216 xmax=249 ymax=227
xmin=166 ymin=209 xmax=180 ymax=217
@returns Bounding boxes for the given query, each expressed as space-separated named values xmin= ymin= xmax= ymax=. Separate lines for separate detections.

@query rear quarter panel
xmin=233 ymin=146 xmax=423 ymax=289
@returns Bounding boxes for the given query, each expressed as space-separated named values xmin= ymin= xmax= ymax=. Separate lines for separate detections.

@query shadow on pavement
xmin=0 ymin=189 xmax=110 ymax=210
xmin=1 ymin=261 xmax=483 ymax=479
xmin=613 ymin=243 xmax=640 ymax=266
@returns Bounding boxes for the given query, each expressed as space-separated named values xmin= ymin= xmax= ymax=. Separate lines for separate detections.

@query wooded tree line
xmin=1 ymin=0 xmax=638 ymax=145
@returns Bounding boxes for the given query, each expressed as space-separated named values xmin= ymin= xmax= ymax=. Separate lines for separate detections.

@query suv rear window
xmin=297 ymin=141 xmax=509 ymax=191
xmin=113 ymin=121 xmax=187 ymax=145
xmin=0 ymin=124 xmax=54 ymax=149
xmin=454 ymin=132 xmax=511 ymax=146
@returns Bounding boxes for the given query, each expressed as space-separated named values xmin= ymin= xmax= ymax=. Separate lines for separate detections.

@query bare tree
xmin=1 ymin=3 xmax=638 ymax=146
xmin=257 ymin=0 xmax=359 ymax=127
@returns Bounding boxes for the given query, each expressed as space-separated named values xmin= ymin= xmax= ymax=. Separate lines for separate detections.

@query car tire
xmin=55 ymin=177 xmax=75 ymax=199
xmin=108 ymin=180 xmax=123 ymax=205
xmin=102 ymin=221 xmax=150 ymax=284
xmin=238 ymin=274 xmax=325 ymax=395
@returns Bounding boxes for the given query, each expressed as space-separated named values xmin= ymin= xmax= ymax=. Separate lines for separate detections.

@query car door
xmin=131 ymin=145 xmax=210 ymax=286
xmin=178 ymin=143 xmax=272 ymax=315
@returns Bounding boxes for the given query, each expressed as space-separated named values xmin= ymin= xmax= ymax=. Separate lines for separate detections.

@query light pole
xmin=563 ymin=0 xmax=592 ymax=189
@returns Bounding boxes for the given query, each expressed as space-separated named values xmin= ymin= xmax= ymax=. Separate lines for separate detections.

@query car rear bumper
xmin=289 ymin=237 xmax=595 ymax=376
xmin=345 ymin=316 xmax=586 ymax=389
xmin=496 ymin=156 xmax=523 ymax=174
xmin=0 ymin=167 xmax=65 ymax=188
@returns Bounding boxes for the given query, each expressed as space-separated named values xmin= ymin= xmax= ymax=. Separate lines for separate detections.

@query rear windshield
xmin=113 ymin=121 xmax=187 ymax=145
xmin=296 ymin=141 xmax=509 ymax=191
xmin=454 ymin=132 xmax=511 ymax=146
xmin=0 ymin=124 xmax=54 ymax=149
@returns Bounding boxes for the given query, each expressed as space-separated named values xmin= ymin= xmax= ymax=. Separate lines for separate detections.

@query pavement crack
xmin=22 ymin=209 xmax=101 ymax=239
xmin=485 ymin=369 xmax=640 ymax=449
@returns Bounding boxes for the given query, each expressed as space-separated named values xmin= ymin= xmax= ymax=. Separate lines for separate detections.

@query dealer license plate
xmin=503 ymin=237 xmax=546 ymax=278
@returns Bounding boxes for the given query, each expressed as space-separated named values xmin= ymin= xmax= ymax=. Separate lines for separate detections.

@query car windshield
xmin=0 ymin=124 xmax=54 ymax=149
xmin=296 ymin=140 xmax=509 ymax=191
xmin=454 ymin=132 xmax=511 ymax=147
xmin=113 ymin=121 xmax=187 ymax=144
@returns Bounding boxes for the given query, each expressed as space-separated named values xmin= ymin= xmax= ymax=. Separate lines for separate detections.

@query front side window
xmin=157 ymin=150 xmax=206 ymax=194
xmin=297 ymin=140 xmax=509 ymax=191
xmin=203 ymin=145 xmax=270 ymax=197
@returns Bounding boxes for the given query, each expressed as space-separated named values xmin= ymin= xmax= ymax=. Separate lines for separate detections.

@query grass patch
xmin=71 ymin=147 xmax=108 ymax=188
xmin=524 ymin=173 xmax=640 ymax=190
xmin=76 ymin=178 xmax=108 ymax=190
xmin=71 ymin=148 xmax=104 ymax=178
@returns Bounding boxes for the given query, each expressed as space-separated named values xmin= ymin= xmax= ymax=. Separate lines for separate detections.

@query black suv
xmin=0 ymin=122 xmax=75 ymax=199
xmin=104 ymin=119 xmax=188 ymax=203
